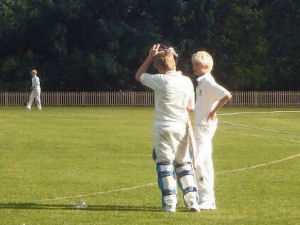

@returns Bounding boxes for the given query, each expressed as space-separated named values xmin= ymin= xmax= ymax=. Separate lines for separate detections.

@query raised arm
xmin=135 ymin=44 xmax=160 ymax=82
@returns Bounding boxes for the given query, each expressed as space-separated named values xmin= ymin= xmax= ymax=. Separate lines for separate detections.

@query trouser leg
xmin=26 ymin=92 xmax=35 ymax=109
xmin=155 ymin=162 xmax=177 ymax=207
xmin=194 ymin=123 xmax=217 ymax=202
xmin=35 ymin=91 xmax=41 ymax=110
xmin=204 ymin=141 xmax=215 ymax=200
xmin=175 ymin=162 xmax=199 ymax=206
xmin=198 ymin=139 xmax=214 ymax=201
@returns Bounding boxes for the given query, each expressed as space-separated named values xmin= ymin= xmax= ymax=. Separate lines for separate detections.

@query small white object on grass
xmin=75 ymin=201 xmax=87 ymax=209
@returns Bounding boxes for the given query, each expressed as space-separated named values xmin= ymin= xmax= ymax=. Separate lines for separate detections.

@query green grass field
xmin=0 ymin=107 xmax=299 ymax=225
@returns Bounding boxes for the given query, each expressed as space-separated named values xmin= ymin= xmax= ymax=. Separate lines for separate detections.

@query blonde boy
xmin=135 ymin=44 xmax=199 ymax=213
xmin=26 ymin=69 xmax=42 ymax=110
xmin=192 ymin=51 xmax=232 ymax=210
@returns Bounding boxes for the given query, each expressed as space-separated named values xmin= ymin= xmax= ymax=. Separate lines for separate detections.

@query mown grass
xmin=0 ymin=107 xmax=299 ymax=225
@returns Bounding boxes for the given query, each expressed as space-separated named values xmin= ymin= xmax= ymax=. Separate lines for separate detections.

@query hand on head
xmin=149 ymin=44 xmax=160 ymax=58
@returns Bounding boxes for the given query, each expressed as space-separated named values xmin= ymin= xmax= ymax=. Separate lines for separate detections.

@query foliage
xmin=0 ymin=0 xmax=298 ymax=91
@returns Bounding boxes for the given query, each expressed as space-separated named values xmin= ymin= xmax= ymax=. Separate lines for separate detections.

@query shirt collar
xmin=165 ymin=70 xmax=181 ymax=76
xmin=196 ymin=72 xmax=213 ymax=83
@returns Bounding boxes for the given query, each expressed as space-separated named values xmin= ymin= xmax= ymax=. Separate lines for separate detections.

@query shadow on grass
xmin=0 ymin=203 xmax=163 ymax=212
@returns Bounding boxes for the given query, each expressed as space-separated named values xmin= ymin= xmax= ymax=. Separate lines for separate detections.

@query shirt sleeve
xmin=140 ymin=73 xmax=164 ymax=91
xmin=206 ymin=80 xmax=230 ymax=101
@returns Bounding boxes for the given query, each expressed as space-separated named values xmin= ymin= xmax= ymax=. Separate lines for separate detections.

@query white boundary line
xmin=218 ymin=110 xmax=300 ymax=116
xmin=219 ymin=129 xmax=300 ymax=144
xmin=37 ymin=183 xmax=156 ymax=202
xmin=36 ymin=152 xmax=300 ymax=202
xmin=219 ymin=121 xmax=300 ymax=135
xmin=216 ymin=152 xmax=300 ymax=174
xmin=282 ymin=138 xmax=300 ymax=143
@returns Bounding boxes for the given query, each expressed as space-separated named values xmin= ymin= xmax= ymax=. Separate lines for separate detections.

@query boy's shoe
xmin=163 ymin=205 xmax=176 ymax=213
xmin=25 ymin=107 xmax=31 ymax=110
xmin=186 ymin=201 xmax=200 ymax=212
xmin=199 ymin=200 xmax=216 ymax=210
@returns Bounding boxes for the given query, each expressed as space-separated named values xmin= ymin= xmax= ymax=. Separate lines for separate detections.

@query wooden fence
xmin=0 ymin=91 xmax=299 ymax=107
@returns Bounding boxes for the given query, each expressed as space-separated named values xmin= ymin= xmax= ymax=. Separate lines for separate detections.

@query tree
xmin=0 ymin=0 xmax=298 ymax=91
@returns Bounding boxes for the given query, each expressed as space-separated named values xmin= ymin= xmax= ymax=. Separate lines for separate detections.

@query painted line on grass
xmin=216 ymin=152 xmax=300 ymax=175
xmin=218 ymin=110 xmax=300 ymax=116
xmin=36 ymin=152 xmax=300 ymax=202
xmin=219 ymin=129 xmax=300 ymax=144
xmin=37 ymin=183 xmax=156 ymax=202
xmin=219 ymin=121 xmax=300 ymax=135
xmin=282 ymin=138 xmax=300 ymax=143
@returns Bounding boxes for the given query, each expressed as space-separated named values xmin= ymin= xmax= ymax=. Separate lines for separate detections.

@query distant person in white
xmin=26 ymin=69 xmax=42 ymax=110
xmin=192 ymin=51 xmax=232 ymax=210
xmin=135 ymin=44 xmax=199 ymax=213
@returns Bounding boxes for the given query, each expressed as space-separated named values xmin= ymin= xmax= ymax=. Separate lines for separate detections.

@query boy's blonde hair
xmin=31 ymin=69 xmax=37 ymax=75
xmin=192 ymin=51 xmax=214 ymax=72
xmin=153 ymin=51 xmax=176 ymax=72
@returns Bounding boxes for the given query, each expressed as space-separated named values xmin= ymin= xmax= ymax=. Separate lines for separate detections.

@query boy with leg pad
xmin=136 ymin=44 xmax=199 ymax=212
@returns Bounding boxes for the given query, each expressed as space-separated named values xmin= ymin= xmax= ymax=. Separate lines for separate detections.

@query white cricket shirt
xmin=140 ymin=70 xmax=195 ymax=123
xmin=32 ymin=75 xmax=40 ymax=90
xmin=194 ymin=73 xmax=230 ymax=126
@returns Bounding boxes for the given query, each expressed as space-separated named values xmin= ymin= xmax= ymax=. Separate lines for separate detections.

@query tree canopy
xmin=0 ymin=0 xmax=299 ymax=91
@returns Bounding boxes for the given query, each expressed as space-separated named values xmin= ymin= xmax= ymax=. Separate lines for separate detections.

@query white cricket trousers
xmin=27 ymin=89 xmax=41 ymax=110
xmin=153 ymin=121 xmax=191 ymax=163
xmin=152 ymin=121 xmax=199 ymax=208
xmin=193 ymin=120 xmax=218 ymax=202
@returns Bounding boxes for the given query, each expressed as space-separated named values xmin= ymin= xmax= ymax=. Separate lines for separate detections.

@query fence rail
xmin=0 ymin=91 xmax=299 ymax=107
